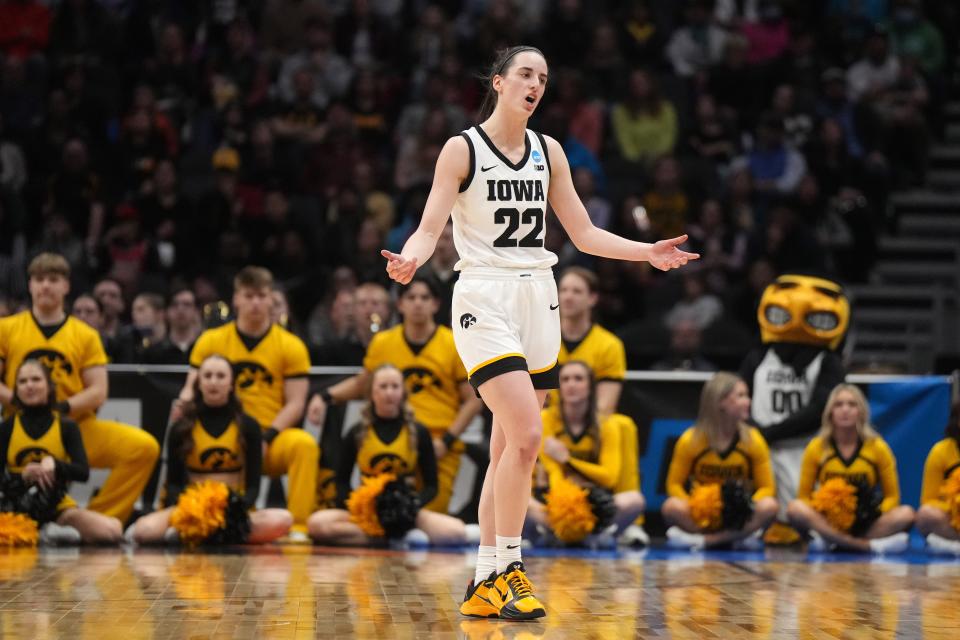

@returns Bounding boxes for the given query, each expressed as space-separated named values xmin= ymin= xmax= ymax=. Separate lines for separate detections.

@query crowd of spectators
xmin=0 ymin=0 xmax=956 ymax=368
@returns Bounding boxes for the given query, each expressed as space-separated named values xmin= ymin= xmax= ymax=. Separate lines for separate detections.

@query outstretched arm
xmin=382 ymin=135 xmax=470 ymax=284
xmin=543 ymin=136 xmax=699 ymax=270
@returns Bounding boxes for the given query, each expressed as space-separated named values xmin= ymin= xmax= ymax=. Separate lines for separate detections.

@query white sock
xmin=868 ymin=532 xmax=909 ymax=555
xmin=474 ymin=545 xmax=497 ymax=584
xmin=666 ymin=526 xmax=705 ymax=550
xmin=495 ymin=535 xmax=522 ymax=573
xmin=926 ymin=533 xmax=960 ymax=555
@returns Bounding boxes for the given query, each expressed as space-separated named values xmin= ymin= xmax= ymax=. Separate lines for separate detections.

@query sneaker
xmin=868 ymin=532 xmax=909 ymax=555
xmin=459 ymin=571 xmax=502 ymax=618
xmin=39 ymin=522 xmax=81 ymax=546
xmin=926 ymin=533 xmax=960 ymax=556
xmin=665 ymin=526 xmax=705 ymax=551
xmin=493 ymin=561 xmax=546 ymax=620
xmin=618 ymin=524 xmax=650 ymax=548
xmin=807 ymin=531 xmax=831 ymax=552
xmin=403 ymin=528 xmax=430 ymax=547
xmin=278 ymin=529 xmax=311 ymax=545
xmin=734 ymin=530 xmax=764 ymax=551
xmin=464 ymin=524 xmax=482 ymax=545
xmin=584 ymin=524 xmax=617 ymax=550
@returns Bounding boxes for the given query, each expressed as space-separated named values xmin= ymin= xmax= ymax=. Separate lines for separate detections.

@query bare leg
xmin=864 ymin=505 xmax=915 ymax=539
xmin=306 ymin=508 xmax=371 ymax=546
xmin=916 ymin=505 xmax=959 ymax=539
xmin=662 ymin=497 xmax=700 ymax=532
xmin=787 ymin=499 xmax=871 ymax=552
xmin=612 ymin=491 xmax=646 ymax=534
xmin=58 ymin=508 xmax=123 ymax=544
xmin=248 ymin=509 xmax=294 ymax=544
xmin=664 ymin=496 xmax=778 ymax=547
xmin=477 ymin=371 xmax=547 ymax=538
xmin=129 ymin=507 xmax=174 ymax=544
xmin=477 ymin=418 xmax=506 ymax=547
xmin=415 ymin=510 xmax=466 ymax=545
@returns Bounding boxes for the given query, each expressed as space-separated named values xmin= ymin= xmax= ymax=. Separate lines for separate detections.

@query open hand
xmin=307 ymin=393 xmax=328 ymax=425
xmin=381 ymin=250 xmax=418 ymax=284
xmin=543 ymin=437 xmax=570 ymax=464
xmin=648 ymin=235 xmax=700 ymax=271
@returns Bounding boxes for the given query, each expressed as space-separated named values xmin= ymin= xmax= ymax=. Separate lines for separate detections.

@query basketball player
xmin=381 ymin=45 xmax=698 ymax=620
xmin=177 ymin=266 xmax=318 ymax=538
xmin=0 ymin=253 xmax=160 ymax=524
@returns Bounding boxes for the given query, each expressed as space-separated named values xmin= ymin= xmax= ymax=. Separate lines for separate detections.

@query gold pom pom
xmin=811 ymin=477 xmax=857 ymax=533
xmin=0 ymin=513 xmax=39 ymax=547
xmin=170 ymin=480 xmax=230 ymax=546
xmin=688 ymin=483 xmax=723 ymax=532
xmin=939 ymin=468 xmax=960 ymax=533
xmin=545 ymin=476 xmax=596 ymax=544
xmin=347 ymin=474 xmax=396 ymax=538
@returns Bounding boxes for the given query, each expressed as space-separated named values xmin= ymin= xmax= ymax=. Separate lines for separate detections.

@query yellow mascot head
xmin=758 ymin=274 xmax=850 ymax=350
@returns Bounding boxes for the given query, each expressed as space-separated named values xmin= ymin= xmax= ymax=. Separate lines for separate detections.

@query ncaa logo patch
xmin=532 ymin=150 xmax=542 ymax=164
xmin=460 ymin=313 xmax=477 ymax=329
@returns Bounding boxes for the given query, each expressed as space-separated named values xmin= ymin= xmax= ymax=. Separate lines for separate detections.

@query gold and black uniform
xmin=539 ymin=406 xmax=632 ymax=491
xmin=164 ymin=404 xmax=263 ymax=509
xmin=797 ymin=436 xmax=902 ymax=513
xmin=666 ymin=426 xmax=775 ymax=501
xmin=557 ymin=323 xmax=627 ymax=384
xmin=920 ymin=437 xmax=960 ymax=512
xmin=336 ymin=415 xmax=437 ymax=509
xmin=189 ymin=320 xmax=317 ymax=526
xmin=363 ymin=324 xmax=467 ymax=513
xmin=0 ymin=406 xmax=90 ymax=512
xmin=0 ymin=311 xmax=159 ymax=522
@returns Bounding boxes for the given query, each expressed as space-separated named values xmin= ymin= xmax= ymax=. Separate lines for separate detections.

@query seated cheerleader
xmin=129 ymin=355 xmax=292 ymax=544
xmin=526 ymin=361 xmax=645 ymax=545
xmin=787 ymin=383 xmax=914 ymax=554
xmin=916 ymin=401 xmax=960 ymax=555
xmin=0 ymin=359 xmax=122 ymax=544
xmin=662 ymin=372 xmax=779 ymax=550
xmin=307 ymin=364 xmax=466 ymax=546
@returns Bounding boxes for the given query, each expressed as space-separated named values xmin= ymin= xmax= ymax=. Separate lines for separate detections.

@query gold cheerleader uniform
xmin=797 ymin=436 xmax=902 ymax=513
xmin=336 ymin=415 xmax=437 ymax=509
xmin=539 ymin=406 xmax=631 ymax=491
xmin=666 ymin=426 xmax=775 ymax=501
xmin=0 ymin=407 xmax=89 ymax=512
xmin=920 ymin=437 xmax=960 ymax=512
xmin=164 ymin=405 xmax=263 ymax=509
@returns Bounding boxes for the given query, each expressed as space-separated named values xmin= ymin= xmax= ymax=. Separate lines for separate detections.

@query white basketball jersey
xmin=451 ymin=126 xmax=557 ymax=271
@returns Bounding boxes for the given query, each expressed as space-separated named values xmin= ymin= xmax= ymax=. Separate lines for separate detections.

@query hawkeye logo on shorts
xmin=403 ymin=367 xmax=439 ymax=395
xmin=532 ymin=149 xmax=545 ymax=171
xmin=15 ymin=447 xmax=52 ymax=467
xmin=199 ymin=447 xmax=241 ymax=471
xmin=233 ymin=361 xmax=275 ymax=391
xmin=460 ymin=313 xmax=477 ymax=329
xmin=368 ymin=453 xmax=411 ymax=476
xmin=24 ymin=349 xmax=73 ymax=385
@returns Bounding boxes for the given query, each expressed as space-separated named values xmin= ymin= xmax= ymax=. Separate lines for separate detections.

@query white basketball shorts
xmin=451 ymin=267 xmax=560 ymax=390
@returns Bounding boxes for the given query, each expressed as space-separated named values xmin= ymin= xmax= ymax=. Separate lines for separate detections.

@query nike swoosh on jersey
xmin=549 ymin=304 xmax=559 ymax=310
xmin=481 ymin=165 xmax=498 ymax=172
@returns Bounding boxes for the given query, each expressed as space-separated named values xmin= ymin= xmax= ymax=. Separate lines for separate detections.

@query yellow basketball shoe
xmin=493 ymin=562 xmax=546 ymax=620
xmin=459 ymin=572 xmax=502 ymax=618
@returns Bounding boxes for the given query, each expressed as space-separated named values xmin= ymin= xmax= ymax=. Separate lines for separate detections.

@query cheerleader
xmin=787 ymin=384 xmax=914 ymax=553
xmin=662 ymin=372 xmax=779 ymax=549
xmin=129 ymin=355 xmax=292 ymax=544
xmin=0 ymin=359 xmax=121 ymax=544
xmin=307 ymin=364 xmax=467 ymax=546
xmin=916 ymin=401 xmax=960 ymax=554
xmin=526 ymin=361 xmax=645 ymax=543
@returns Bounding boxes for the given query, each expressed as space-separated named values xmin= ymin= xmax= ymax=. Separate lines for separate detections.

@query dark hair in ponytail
xmin=477 ymin=45 xmax=546 ymax=121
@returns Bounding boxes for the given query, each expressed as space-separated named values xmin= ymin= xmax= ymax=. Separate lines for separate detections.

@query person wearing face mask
xmin=306 ymin=364 xmax=467 ymax=546
xmin=787 ymin=384 xmax=915 ymax=554
xmin=128 ymin=355 xmax=292 ymax=544
xmin=0 ymin=359 xmax=122 ymax=544
xmin=662 ymin=372 xmax=779 ymax=550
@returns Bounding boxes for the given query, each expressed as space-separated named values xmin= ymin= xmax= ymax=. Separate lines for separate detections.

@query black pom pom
xmin=204 ymin=489 xmax=251 ymax=545
xmin=720 ymin=479 xmax=754 ymax=531
xmin=586 ymin=487 xmax=617 ymax=534
xmin=851 ymin=480 xmax=883 ymax=537
xmin=0 ymin=472 xmax=69 ymax=525
xmin=375 ymin=480 xmax=420 ymax=539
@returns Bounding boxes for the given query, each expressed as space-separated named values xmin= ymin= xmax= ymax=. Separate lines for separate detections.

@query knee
xmin=306 ymin=511 xmax=333 ymax=541
xmin=91 ymin=517 xmax=123 ymax=544
xmin=916 ymin=505 xmax=946 ymax=534
xmin=623 ymin=491 xmax=646 ymax=513
xmin=661 ymin=497 xmax=686 ymax=522
xmin=891 ymin=505 xmax=916 ymax=528
xmin=135 ymin=433 xmax=161 ymax=463
xmin=755 ymin=498 xmax=779 ymax=524
xmin=786 ymin=500 xmax=810 ymax=526
xmin=286 ymin=431 xmax=320 ymax=460
xmin=511 ymin=426 xmax=541 ymax=466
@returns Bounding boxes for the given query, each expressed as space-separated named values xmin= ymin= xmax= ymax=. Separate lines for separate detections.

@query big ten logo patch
xmin=233 ymin=361 xmax=275 ymax=392
xmin=24 ymin=349 xmax=72 ymax=387
xmin=403 ymin=367 xmax=439 ymax=395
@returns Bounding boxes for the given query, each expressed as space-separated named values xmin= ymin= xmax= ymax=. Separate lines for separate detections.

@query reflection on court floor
xmin=0 ymin=545 xmax=958 ymax=639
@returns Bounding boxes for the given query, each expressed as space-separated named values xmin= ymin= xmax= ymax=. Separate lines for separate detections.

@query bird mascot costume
xmin=738 ymin=274 xmax=850 ymax=543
